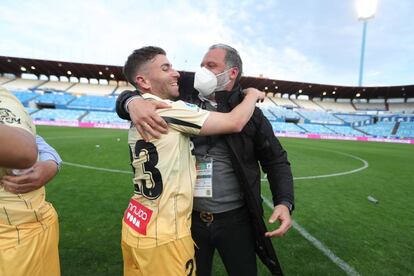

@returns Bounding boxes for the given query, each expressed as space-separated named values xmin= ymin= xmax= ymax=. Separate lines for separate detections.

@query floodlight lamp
xmin=356 ymin=0 xmax=378 ymax=20
xmin=20 ymin=66 xmax=26 ymax=71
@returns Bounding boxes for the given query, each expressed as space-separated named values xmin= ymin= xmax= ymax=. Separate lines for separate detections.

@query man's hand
xmin=1 ymin=160 xmax=58 ymax=194
xmin=128 ymin=98 xmax=170 ymax=141
xmin=264 ymin=204 xmax=292 ymax=238
xmin=242 ymin=87 xmax=265 ymax=102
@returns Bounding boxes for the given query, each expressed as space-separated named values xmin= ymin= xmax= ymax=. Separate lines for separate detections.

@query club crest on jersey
xmin=0 ymin=108 xmax=21 ymax=125
xmin=184 ymin=102 xmax=199 ymax=111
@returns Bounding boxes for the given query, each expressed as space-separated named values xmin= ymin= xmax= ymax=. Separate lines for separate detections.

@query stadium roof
xmin=1 ymin=55 xmax=413 ymax=100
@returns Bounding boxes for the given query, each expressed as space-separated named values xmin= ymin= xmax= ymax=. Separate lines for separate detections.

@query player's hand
xmin=242 ymin=87 xmax=265 ymax=102
xmin=1 ymin=160 xmax=58 ymax=194
xmin=264 ymin=204 xmax=292 ymax=238
xmin=128 ymin=98 xmax=170 ymax=141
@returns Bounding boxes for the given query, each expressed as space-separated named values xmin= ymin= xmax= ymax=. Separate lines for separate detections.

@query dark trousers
xmin=191 ymin=206 xmax=257 ymax=276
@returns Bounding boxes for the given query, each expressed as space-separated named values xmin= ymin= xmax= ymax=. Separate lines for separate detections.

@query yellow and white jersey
xmin=0 ymin=87 xmax=56 ymax=249
xmin=123 ymin=93 xmax=210 ymax=249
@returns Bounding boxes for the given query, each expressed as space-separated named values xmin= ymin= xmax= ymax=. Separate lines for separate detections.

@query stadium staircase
xmin=392 ymin=121 xmax=400 ymax=135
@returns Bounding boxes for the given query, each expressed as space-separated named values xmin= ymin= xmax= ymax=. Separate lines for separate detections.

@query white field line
xmin=262 ymin=196 xmax=360 ymax=276
xmin=63 ymin=149 xmax=367 ymax=275
xmin=62 ymin=161 xmax=132 ymax=174
xmin=261 ymin=150 xmax=369 ymax=181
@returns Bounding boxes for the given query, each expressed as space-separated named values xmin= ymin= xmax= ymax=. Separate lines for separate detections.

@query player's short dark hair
xmin=123 ymin=46 xmax=166 ymax=88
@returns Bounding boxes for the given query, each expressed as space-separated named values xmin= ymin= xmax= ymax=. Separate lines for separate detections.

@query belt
xmin=193 ymin=206 xmax=245 ymax=224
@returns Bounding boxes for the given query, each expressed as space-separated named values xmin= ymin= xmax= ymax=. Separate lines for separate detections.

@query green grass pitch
xmin=37 ymin=126 xmax=414 ymax=275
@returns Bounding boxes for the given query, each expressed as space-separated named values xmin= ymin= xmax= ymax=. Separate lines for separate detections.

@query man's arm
xmin=252 ymin=110 xmax=294 ymax=237
xmin=116 ymin=90 xmax=169 ymax=140
xmin=1 ymin=135 xmax=62 ymax=194
xmin=0 ymin=125 xmax=37 ymax=169
xmin=199 ymin=88 xmax=265 ymax=135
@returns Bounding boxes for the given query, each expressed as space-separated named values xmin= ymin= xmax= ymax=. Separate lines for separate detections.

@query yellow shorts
xmin=0 ymin=218 xmax=60 ymax=276
xmin=122 ymin=235 xmax=196 ymax=276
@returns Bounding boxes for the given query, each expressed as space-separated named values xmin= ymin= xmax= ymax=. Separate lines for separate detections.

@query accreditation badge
xmin=194 ymin=155 xmax=213 ymax=198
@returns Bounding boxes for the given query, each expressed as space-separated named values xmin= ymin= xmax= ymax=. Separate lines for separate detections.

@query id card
xmin=194 ymin=156 xmax=213 ymax=198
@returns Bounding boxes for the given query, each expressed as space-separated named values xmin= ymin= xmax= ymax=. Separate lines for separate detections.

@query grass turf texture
xmin=37 ymin=126 xmax=414 ymax=275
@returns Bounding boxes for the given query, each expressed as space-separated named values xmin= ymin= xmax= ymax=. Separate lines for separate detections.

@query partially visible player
xmin=0 ymin=87 xmax=60 ymax=276
xmin=121 ymin=46 xmax=264 ymax=276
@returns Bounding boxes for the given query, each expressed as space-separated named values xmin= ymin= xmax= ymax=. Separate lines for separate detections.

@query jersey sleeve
xmin=156 ymin=100 xmax=210 ymax=135
xmin=0 ymin=87 xmax=36 ymax=136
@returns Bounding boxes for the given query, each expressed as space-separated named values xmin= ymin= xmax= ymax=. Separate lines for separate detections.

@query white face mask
xmin=193 ymin=67 xmax=232 ymax=97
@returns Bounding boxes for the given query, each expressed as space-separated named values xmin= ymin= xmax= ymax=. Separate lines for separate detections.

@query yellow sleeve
xmin=0 ymin=87 xmax=36 ymax=136
xmin=156 ymin=100 xmax=210 ymax=135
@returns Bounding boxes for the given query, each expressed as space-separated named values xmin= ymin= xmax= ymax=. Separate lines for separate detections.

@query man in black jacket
xmin=116 ymin=44 xmax=294 ymax=276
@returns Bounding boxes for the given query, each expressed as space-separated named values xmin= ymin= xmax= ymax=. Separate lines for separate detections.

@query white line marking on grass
xmin=44 ymin=135 xmax=121 ymax=140
xmin=262 ymin=151 xmax=369 ymax=181
xmin=62 ymin=161 xmax=132 ymax=174
xmin=262 ymin=196 xmax=360 ymax=276
xmin=62 ymin=156 xmax=363 ymax=275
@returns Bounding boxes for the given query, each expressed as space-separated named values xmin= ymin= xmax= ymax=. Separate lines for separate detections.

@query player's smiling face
xmin=144 ymin=54 xmax=180 ymax=100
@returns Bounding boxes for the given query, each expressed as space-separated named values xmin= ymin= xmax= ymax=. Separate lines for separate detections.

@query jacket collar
xmin=214 ymin=84 xmax=243 ymax=112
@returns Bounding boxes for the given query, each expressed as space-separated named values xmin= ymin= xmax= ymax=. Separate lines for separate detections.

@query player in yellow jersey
xmin=0 ymin=87 xmax=60 ymax=276
xmin=120 ymin=46 xmax=264 ymax=276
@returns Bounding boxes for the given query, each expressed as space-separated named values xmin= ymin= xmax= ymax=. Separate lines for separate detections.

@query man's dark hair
xmin=209 ymin=44 xmax=243 ymax=83
xmin=123 ymin=46 xmax=166 ymax=88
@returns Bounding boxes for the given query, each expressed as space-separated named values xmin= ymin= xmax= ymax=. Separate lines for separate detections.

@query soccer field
xmin=37 ymin=125 xmax=414 ymax=276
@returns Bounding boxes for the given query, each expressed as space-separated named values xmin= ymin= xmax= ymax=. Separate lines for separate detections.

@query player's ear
xmin=136 ymin=75 xmax=151 ymax=91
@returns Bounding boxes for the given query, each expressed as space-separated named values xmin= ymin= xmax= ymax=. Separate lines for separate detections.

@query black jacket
xmin=116 ymin=85 xmax=294 ymax=275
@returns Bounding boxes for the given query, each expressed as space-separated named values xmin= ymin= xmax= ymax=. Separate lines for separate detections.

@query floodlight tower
xmin=356 ymin=0 xmax=378 ymax=86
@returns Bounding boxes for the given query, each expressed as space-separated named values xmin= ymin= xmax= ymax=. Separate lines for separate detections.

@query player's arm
xmin=199 ymin=88 xmax=265 ymax=135
xmin=0 ymin=124 xmax=37 ymax=169
xmin=116 ymin=90 xmax=170 ymax=140
xmin=1 ymin=135 xmax=62 ymax=194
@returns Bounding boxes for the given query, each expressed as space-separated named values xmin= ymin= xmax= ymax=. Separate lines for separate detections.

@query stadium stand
xmin=268 ymin=95 xmax=298 ymax=108
xmin=82 ymin=111 xmax=126 ymax=124
xmin=324 ymin=125 xmax=365 ymax=136
xmin=335 ymin=114 xmax=371 ymax=123
xmin=291 ymin=98 xmax=324 ymax=111
xmin=32 ymin=108 xmax=86 ymax=121
xmin=396 ymin=121 xmax=414 ymax=138
xmin=313 ymin=98 xmax=356 ymax=112
xmin=12 ymin=90 xmax=39 ymax=105
xmin=270 ymin=107 xmax=301 ymax=121
xmin=35 ymin=92 xmax=76 ymax=106
xmin=388 ymin=98 xmax=414 ymax=113
xmin=67 ymin=95 xmax=116 ymax=111
xmin=113 ymin=81 xmax=135 ymax=95
xmin=66 ymin=82 xmax=117 ymax=96
xmin=353 ymin=98 xmax=387 ymax=111
xmin=271 ymin=122 xmax=304 ymax=133
xmin=297 ymin=123 xmax=336 ymax=134
xmin=38 ymin=80 xmax=75 ymax=91
xmin=296 ymin=109 xmax=343 ymax=124
xmin=2 ymin=78 xmax=45 ymax=90
xmin=1 ymin=56 xmax=413 ymax=140
xmin=0 ymin=75 xmax=14 ymax=84
xmin=357 ymin=122 xmax=396 ymax=137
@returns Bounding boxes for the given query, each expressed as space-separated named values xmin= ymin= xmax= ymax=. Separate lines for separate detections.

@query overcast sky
xmin=1 ymin=0 xmax=413 ymax=86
